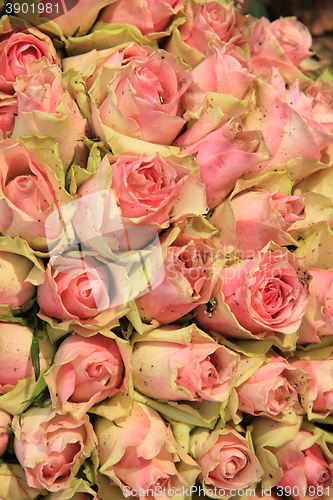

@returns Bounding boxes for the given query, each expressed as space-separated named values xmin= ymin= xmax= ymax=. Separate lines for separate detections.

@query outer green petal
xmin=0 ymin=463 xmax=45 ymax=500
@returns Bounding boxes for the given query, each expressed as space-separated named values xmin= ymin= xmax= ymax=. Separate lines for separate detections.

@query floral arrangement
xmin=1 ymin=1 xmax=333 ymax=500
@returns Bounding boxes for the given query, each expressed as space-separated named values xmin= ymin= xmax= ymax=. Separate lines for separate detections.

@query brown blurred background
xmin=241 ymin=0 xmax=333 ymax=66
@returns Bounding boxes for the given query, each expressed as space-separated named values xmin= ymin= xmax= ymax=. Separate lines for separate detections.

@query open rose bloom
xmin=2 ymin=2 xmax=333 ymax=500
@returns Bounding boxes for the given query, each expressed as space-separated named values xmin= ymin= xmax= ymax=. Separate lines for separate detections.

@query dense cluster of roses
xmin=0 ymin=1 xmax=333 ymax=500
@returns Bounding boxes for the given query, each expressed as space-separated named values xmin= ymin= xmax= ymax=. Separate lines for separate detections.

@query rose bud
xmin=0 ymin=241 xmax=41 ymax=309
xmin=95 ymin=400 xmax=200 ymax=500
xmin=37 ymin=252 xmax=131 ymax=328
xmin=269 ymin=17 xmax=313 ymax=67
xmin=44 ymin=333 xmax=131 ymax=420
xmin=0 ymin=140 xmax=73 ymax=252
xmin=196 ymin=244 xmax=309 ymax=339
xmin=135 ymin=241 xmax=218 ymax=324
xmin=0 ymin=463 xmax=44 ymax=499
xmin=12 ymin=406 xmax=97 ymax=492
xmin=235 ymin=353 xmax=308 ymax=420
xmin=132 ymin=324 xmax=239 ymax=402
xmin=220 ymin=189 xmax=305 ymax=258
xmin=0 ymin=409 xmax=11 ymax=456
xmin=288 ymin=354 xmax=333 ymax=419
xmin=0 ymin=323 xmax=55 ymax=414
xmin=0 ymin=18 xmax=59 ymax=95
xmin=251 ymin=418 xmax=333 ymax=499
xmin=189 ymin=426 xmax=263 ymax=498
xmin=99 ymin=0 xmax=186 ymax=35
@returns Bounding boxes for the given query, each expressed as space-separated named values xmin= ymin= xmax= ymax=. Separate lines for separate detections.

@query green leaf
xmin=249 ymin=0 xmax=270 ymax=19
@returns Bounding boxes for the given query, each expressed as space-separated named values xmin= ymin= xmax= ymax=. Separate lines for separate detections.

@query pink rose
xmin=306 ymin=80 xmax=333 ymax=134
xmin=196 ymin=246 xmax=309 ymax=338
xmin=99 ymin=0 xmax=186 ymax=35
xmin=12 ymin=65 xmax=89 ymax=167
xmin=174 ymin=117 xmax=271 ymax=209
xmin=248 ymin=17 xmax=311 ymax=78
xmin=0 ymin=323 xmax=55 ymax=394
xmin=94 ymin=50 xmax=193 ymax=145
xmin=192 ymin=41 xmax=256 ymax=99
xmin=190 ymin=426 xmax=263 ymax=497
xmin=0 ymin=93 xmax=17 ymax=138
xmin=216 ymin=189 xmax=305 ymax=257
xmin=0 ymin=23 xmax=58 ymax=95
xmin=269 ymin=17 xmax=313 ymax=67
xmin=37 ymin=253 xmax=131 ymax=327
xmin=62 ymin=43 xmax=154 ymax=92
xmin=135 ymin=241 xmax=218 ymax=324
xmin=13 ymin=407 xmax=96 ymax=492
xmin=289 ymin=356 xmax=333 ymax=418
xmin=297 ymin=268 xmax=333 ymax=344
xmin=242 ymin=77 xmax=333 ymax=176
xmin=274 ymin=429 xmax=332 ymax=500
xmin=95 ymin=400 xmax=200 ymax=500
xmin=74 ymin=153 xmax=205 ymax=253
xmin=0 ymin=140 xmax=72 ymax=252
xmin=179 ymin=1 xmax=242 ymax=54
xmin=0 ymin=409 xmax=11 ymax=456
xmin=236 ymin=354 xmax=307 ymax=419
xmin=44 ymin=333 xmax=131 ymax=419
xmin=132 ymin=324 xmax=239 ymax=402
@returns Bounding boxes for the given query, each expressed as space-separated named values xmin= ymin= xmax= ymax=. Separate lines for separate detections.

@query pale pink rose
xmin=297 ymin=268 xmax=333 ymax=344
xmin=12 ymin=65 xmax=89 ymax=168
xmin=190 ymin=427 xmax=263 ymax=497
xmin=196 ymin=247 xmax=309 ymax=338
xmin=13 ymin=407 xmax=96 ymax=492
xmin=274 ymin=429 xmax=332 ymax=500
xmin=74 ymin=153 xmax=204 ymax=254
xmin=95 ymin=50 xmax=193 ymax=145
xmin=0 ymin=25 xmax=58 ymax=95
xmin=95 ymin=401 xmax=199 ymax=500
xmin=0 ymin=323 xmax=55 ymax=394
xmin=37 ymin=253 xmax=131 ymax=325
xmin=44 ymin=333 xmax=130 ymax=418
xmin=242 ymin=77 xmax=332 ymax=174
xmin=0 ymin=409 xmax=11 ymax=456
xmin=226 ymin=189 xmax=305 ymax=257
xmin=306 ymin=80 xmax=333 ymax=134
xmin=0 ymin=140 xmax=70 ymax=252
xmin=192 ymin=42 xmax=256 ymax=99
xmin=99 ymin=0 xmax=186 ymax=35
xmin=288 ymin=357 xmax=333 ymax=418
xmin=174 ymin=117 xmax=270 ymax=209
xmin=179 ymin=1 xmax=242 ymax=54
xmin=269 ymin=17 xmax=313 ymax=67
xmin=281 ymin=80 xmax=333 ymax=151
xmin=248 ymin=17 xmax=311 ymax=77
xmin=0 ymin=250 xmax=37 ymax=308
xmin=236 ymin=354 xmax=307 ymax=419
xmin=135 ymin=241 xmax=218 ymax=324
xmin=132 ymin=324 xmax=239 ymax=402
xmin=0 ymin=93 xmax=17 ymax=137
xmin=81 ymin=43 xmax=154 ymax=91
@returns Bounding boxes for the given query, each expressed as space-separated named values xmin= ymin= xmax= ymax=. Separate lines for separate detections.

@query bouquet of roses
xmin=0 ymin=0 xmax=333 ymax=499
